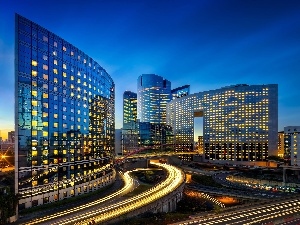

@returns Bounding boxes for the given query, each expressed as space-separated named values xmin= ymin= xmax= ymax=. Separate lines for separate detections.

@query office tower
xmin=123 ymin=91 xmax=137 ymax=128
xmin=278 ymin=131 xmax=284 ymax=157
xmin=167 ymin=84 xmax=278 ymax=161
xmin=8 ymin=131 xmax=15 ymax=143
xmin=284 ymin=126 xmax=300 ymax=166
xmin=171 ymin=85 xmax=190 ymax=99
xmin=15 ymin=14 xmax=115 ymax=208
xmin=122 ymin=91 xmax=138 ymax=154
xmin=137 ymin=74 xmax=171 ymax=124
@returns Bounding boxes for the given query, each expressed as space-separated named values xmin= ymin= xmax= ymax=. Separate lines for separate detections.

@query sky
xmin=0 ymin=0 xmax=300 ymax=139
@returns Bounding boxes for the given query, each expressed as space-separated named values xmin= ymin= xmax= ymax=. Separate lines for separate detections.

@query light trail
xmin=24 ymin=171 xmax=135 ymax=225
xmin=55 ymin=162 xmax=185 ymax=225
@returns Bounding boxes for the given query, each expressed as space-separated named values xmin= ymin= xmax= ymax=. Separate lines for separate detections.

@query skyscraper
xmin=122 ymin=91 xmax=138 ymax=154
xmin=15 ymin=14 xmax=115 ymax=208
xmin=123 ymin=91 xmax=137 ymax=129
xmin=167 ymin=84 xmax=278 ymax=161
xmin=137 ymin=74 xmax=171 ymax=124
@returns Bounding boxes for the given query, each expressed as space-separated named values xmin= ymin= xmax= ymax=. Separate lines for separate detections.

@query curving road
xmin=23 ymin=171 xmax=136 ymax=225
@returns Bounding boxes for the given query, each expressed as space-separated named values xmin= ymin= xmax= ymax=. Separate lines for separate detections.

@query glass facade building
xmin=171 ymin=85 xmax=190 ymax=99
xmin=15 ymin=14 xmax=115 ymax=208
xmin=122 ymin=91 xmax=138 ymax=154
xmin=167 ymin=84 xmax=278 ymax=161
xmin=137 ymin=74 xmax=171 ymax=124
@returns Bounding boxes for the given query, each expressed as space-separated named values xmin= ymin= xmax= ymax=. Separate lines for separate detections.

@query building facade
xmin=171 ymin=85 xmax=190 ymax=99
xmin=284 ymin=126 xmax=300 ymax=166
xmin=278 ymin=131 xmax=284 ymax=157
xmin=15 ymin=14 xmax=115 ymax=208
xmin=8 ymin=131 xmax=15 ymax=143
xmin=167 ymin=84 xmax=278 ymax=161
xmin=137 ymin=74 xmax=171 ymax=124
xmin=122 ymin=91 xmax=138 ymax=154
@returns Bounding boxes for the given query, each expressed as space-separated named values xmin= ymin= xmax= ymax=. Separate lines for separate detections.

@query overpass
xmin=186 ymin=184 xmax=267 ymax=200
xmin=23 ymin=162 xmax=185 ymax=225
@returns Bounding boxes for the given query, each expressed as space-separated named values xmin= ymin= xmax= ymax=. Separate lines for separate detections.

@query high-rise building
xmin=8 ymin=131 xmax=15 ymax=143
xmin=284 ymin=126 xmax=300 ymax=166
xmin=137 ymin=74 xmax=171 ymax=124
xmin=123 ymin=91 xmax=137 ymax=128
xmin=15 ymin=14 xmax=115 ymax=209
xmin=167 ymin=84 xmax=278 ymax=161
xmin=122 ymin=91 xmax=138 ymax=154
xmin=171 ymin=85 xmax=190 ymax=99
xmin=278 ymin=131 xmax=284 ymax=157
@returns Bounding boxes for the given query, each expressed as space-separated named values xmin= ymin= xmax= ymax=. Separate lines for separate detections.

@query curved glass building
xmin=15 ymin=14 xmax=115 ymax=208
xmin=137 ymin=74 xmax=171 ymax=124
xmin=167 ymin=84 xmax=278 ymax=161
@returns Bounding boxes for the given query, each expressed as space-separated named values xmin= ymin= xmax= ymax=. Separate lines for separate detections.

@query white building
xmin=284 ymin=126 xmax=300 ymax=166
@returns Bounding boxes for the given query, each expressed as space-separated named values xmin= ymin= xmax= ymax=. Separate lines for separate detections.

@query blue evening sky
xmin=0 ymin=0 xmax=300 ymax=139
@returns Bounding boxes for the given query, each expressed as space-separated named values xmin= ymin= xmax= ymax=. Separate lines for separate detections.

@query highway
xmin=170 ymin=197 xmax=300 ymax=225
xmin=23 ymin=162 xmax=185 ymax=225
xmin=23 ymin=171 xmax=136 ymax=225
xmin=69 ymin=162 xmax=184 ymax=225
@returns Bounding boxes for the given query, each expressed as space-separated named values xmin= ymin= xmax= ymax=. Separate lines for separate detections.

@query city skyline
xmin=1 ymin=0 xmax=300 ymax=139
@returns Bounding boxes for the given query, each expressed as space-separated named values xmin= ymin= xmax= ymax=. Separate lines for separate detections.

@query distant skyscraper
xmin=123 ymin=91 xmax=137 ymax=129
xmin=122 ymin=91 xmax=138 ymax=154
xmin=8 ymin=131 xmax=15 ymax=143
xmin=167 ymin=84 xmax=278 ymax=161
xmin=284 ymin=126 xmax=300 ymax=166
xmin=15 ymin=14 xmax=115 ymax=209
xmin=278 ymin=131 xmax=284 ymax=157
xmin=171 ymin=85 xmax=190 ymax=99
xmin=137 ymin=74 xmax=171 ymax=124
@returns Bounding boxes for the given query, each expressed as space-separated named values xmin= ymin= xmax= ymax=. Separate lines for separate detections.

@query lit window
xmin=63 ymin=72 xmax=67 ymax=77
xmin=32 ymin=101 xmax=37 ymax=107
xmin=71 ymin=51 xmax=74 ymax=56
xmin=43 ymin=55 xmax=48 ymax=60
xmin=54 ymin=123 xmax=58 ymax=128
xmin=32 ymin=70 xmax=37 ymax=77
xmin=32 ymin=121 xmax=37 ymax=127
xmin=32 ymin=130 xmax=37 ymax=136
xmin=54 ymin=41 xmax=57 ymax=47
xmin=43 ymin=122 xmax=48 ymax=127
xmin=54 ymin=114 xmax=58 ymax=119
xmin=54 ymin=60 xmax=58 ymax=65
xmin=43 ymin=74 xmax=48 ymax=80
xmin=54 ymin=78 xmax=58 ymax=83
xmin=43 ymin=112 xmax=48 ymax=117
xmin=63 ymin=46 xmax=66 ymax=51
xmin=53 ymin=69 xmax=58 ymax=74
xmin=43 ymin=93 xmax=48 ymax=98
xmin=31 ymin=60 xmax=38 ymax=66
xmin=53 ymin=51 xmax=57 ymax=56
xmin=63 ymin=64 xmax=67 ymax=69
xmin=32 ymin=90 xmax=37 ymax=96
xmin=32 ymin=110 xmax=37 ymax=116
